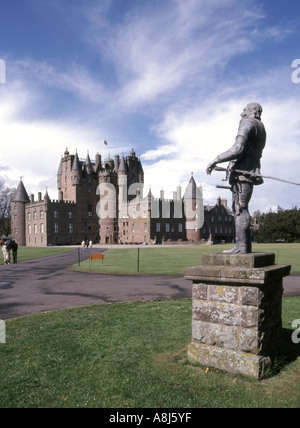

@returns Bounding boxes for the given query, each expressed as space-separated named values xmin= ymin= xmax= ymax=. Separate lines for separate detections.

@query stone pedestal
xmin=184 ymin=253 xmax=291 ymax=379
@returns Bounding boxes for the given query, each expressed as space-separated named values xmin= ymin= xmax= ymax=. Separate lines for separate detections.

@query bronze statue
xmin=206 ymin=103 xmax=266 ymax=254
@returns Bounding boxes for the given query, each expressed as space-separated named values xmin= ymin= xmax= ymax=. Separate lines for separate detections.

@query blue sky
xmin=1 ymin=0 xmax=300 ymax=213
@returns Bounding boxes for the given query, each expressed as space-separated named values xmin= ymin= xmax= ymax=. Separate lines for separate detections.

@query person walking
xmin=2 ymin=242 xmax=10 ymax=265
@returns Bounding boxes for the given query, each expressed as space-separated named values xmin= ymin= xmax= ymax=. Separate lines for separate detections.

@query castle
xmin=10 ymin=148 xmax=235 ymax=247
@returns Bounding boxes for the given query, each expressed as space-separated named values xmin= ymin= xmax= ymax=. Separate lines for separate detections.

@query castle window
xmin=28 ymin=225 xmax=32 ymax=234
xmin=166 ymin=223 xmax=170 ymax=233
xmin=40 ymin=210 xmax=44 ymax=219
xmin=33 ymin=211 xmax=37 ymax=220
xmin=34 ymin=224 xmax=37 ymax=234
xmin=54 ymin=211 xmax=58 ymax=218
xmin=28 ymin=212 xmax=31 ymax=221
xmin=69 ymin=211 xmax=72 ymax=219
xmin=54 ymin=224 xmax=58 ymax=233
xmin=178 ymin=223 xmax=183 ymax=233
xmin=40 ymin=224 xmax=44 ymax=234
xmin=144 ymin=223 xmax=147 ymax=233
xmin=156 ymin=223 xmax=160 ymax=232
xmin=69 ymin=224 xmax=73 ymax=234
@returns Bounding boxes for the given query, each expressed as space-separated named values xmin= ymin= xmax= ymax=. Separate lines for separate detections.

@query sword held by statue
xmin=213 ymin=166 xmax=300 ymax=189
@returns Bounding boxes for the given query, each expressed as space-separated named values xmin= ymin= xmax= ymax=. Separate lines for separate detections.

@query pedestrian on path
xmin=2 ymin=242 xmax=10 ymax=265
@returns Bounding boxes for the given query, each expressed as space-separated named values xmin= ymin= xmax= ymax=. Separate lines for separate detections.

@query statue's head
xmin=241 ymin=103 xmax=263 ymax=120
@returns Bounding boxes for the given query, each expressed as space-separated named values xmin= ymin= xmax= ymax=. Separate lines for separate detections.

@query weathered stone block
xmin=238 ymin=328 xmax=259 ymax=354
xmin=192 ymin=283 xmax=207 ymax=300
xmin=239 ymin=286 xmax=260 ymax=306
xmin=208 ymin=285 xmax=238 ymax=303
xmin=192 ymin=320 xmax=238 ymax=351
xmin=188 ymin=342 xmax=272 ymax=379
xmin=193 ymin=300 xmax=259 ymax=328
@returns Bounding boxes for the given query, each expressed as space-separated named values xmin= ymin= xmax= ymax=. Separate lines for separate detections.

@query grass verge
xmin=0 ymin=298 xmax=299 ymax=408
xmin=71 ymin=243 xmax=300 ymax=275
xmin=15 ymin=247 xmax=75 ymax=263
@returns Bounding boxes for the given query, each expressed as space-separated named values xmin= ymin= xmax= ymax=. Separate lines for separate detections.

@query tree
xmin=254 ymin=208 xmax=300 ymax=243
xmin=0 ymin=186 xmax=16 ymax=237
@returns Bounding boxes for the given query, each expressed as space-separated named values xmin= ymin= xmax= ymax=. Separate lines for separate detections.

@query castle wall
xmin=11 ymin=149 xmax=235 ymax=247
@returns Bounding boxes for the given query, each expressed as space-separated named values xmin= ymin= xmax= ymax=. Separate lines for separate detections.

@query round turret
xmin=10 ymin=180 xmax=30 ymax=246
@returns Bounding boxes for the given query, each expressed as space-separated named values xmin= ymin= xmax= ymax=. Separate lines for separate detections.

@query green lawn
xmin=0 ymin=298 xmax=299 ymax=408
xmin=71 ymin=243 xmax=300 ymax=275
xmin=15 ymin=247 xmax=75 ymax=263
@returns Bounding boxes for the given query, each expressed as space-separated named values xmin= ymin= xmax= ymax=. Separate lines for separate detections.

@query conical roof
xmin=86 ymin=152 xmax=93 ymax=174
xmin=118 ymin=155 xmax=127 ymax=173
xmin=12 ymin=180 xmax=30 ymax=203
xmin=183 ymin=174 xmax=200 ymax=199
xmin=57 ymin=159 xmax=62 ymax=175
xmin=72 ymin=151 xmax=81 ymax=171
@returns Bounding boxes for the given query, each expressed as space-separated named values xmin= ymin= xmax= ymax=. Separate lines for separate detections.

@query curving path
xmin=0 ymin=250 xmax=299 ymax=320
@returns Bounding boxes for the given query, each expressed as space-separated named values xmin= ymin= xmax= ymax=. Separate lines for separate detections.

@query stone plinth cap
xmin=184 ymin=252 xmax=291 ymax=286
xmin=201 ymin=252 xmax=276 ymax=268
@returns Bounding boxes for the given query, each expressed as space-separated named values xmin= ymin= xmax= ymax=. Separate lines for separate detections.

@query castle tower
xmin=183 ymin=174 xmax=203 ymax=243
xmin=118 ymin=155 xmax=128 ymax=218
xmin=99 ymin=156 xmax=118 ymax=244
xmin=10 ymin=179 xmax=30 ymax=246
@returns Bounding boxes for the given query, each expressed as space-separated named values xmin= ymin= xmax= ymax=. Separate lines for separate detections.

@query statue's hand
xmin=206 ymin=160 xmax=217 ymax=175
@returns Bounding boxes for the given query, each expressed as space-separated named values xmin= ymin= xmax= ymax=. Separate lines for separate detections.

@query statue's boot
xmin=223 ymin=244 xmax=248 ymax=254
xmin=223 ymin=245 xmax=240 ymax=254
xmin=223 ymin=211 xmax=252 ymax=254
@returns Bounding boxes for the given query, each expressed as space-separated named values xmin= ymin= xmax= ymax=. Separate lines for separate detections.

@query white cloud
xmin=142 ymin=95 xmax=300 ymax=212
xmin=1 ymin=0 xmax=298 ymax=216
xmin=85 ymin=0 xmax=269 ymax=108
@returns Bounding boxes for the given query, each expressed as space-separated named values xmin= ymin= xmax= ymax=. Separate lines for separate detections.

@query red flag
xmin=104 ymin=140 xmax=108 ymax=146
